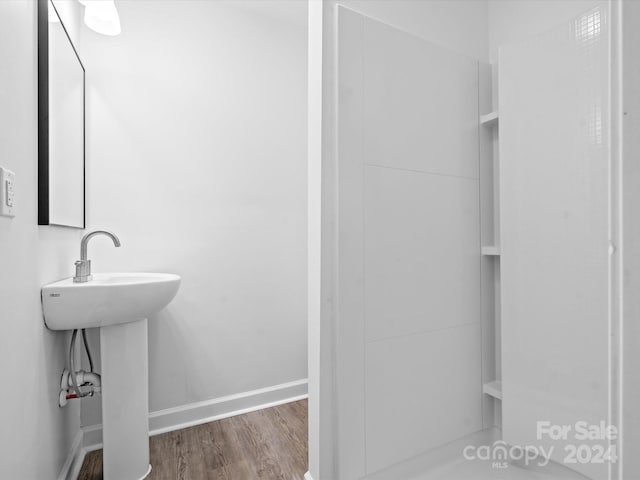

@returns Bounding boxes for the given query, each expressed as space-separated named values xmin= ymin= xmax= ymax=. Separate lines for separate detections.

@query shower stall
xmin=308 ymin=1 xmax=640 ymax=479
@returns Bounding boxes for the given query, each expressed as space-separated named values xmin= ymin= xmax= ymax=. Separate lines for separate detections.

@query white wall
xmin=307 ymin=3 xmax=325 ymax=479
xmin=79 ymin=0 xmax=308 ymax=427
xmin=0 ymin=1 xmax=83 ymax=478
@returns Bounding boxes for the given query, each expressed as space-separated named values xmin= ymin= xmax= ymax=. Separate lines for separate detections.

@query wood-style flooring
xmin=78 ymin=399 xmax=308 ymax=480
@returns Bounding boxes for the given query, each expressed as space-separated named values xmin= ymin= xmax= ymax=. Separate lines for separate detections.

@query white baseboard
xmin=304 ymin=471 xmax=314 ymax=480
xmin=83 ymin=378 xmax=308 ymax=451
xmin=57 ymin=429 xmax=86 ymax=480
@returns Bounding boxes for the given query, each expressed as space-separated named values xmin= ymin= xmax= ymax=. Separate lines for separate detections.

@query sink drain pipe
xmin=59 ymin=328 xmax=102 ymax=407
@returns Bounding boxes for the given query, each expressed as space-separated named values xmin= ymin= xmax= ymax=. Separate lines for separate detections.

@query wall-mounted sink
xmin=42 ymin=272 xmax=181 ymax=330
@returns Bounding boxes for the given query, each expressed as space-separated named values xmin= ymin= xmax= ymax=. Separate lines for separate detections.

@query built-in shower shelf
xmin=480 ymin=111 xmax=499 ymax=127
xmin=481 ymin=246 xmax=501 ymax=256
xmin=483 ymin=380 xmax=502 ymax=400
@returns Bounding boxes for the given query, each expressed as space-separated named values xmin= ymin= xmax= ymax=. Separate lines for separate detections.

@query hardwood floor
xmin=78 ymin=399 xmax=308 ymax=480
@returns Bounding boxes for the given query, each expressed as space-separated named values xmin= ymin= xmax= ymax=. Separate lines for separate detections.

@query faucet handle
xmin=74 ymin=259 xmax=92 ymax=283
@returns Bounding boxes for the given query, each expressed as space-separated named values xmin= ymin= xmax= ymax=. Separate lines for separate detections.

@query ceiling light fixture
xmin=78 ymin=0 xmax=121 ymax=36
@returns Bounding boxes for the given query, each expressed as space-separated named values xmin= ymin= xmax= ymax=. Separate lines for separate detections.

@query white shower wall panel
xmin=365 ymin=323 xmax=482 ymax=474
xmin=336 ymin=7 xmax=482 ymax=478
xmin=499 ymin=6 xmax=610 ymax=479
xmin=362 ymin=18 xmax=479 ymax=179
xmin=364 ymin=166 xmax=480 ymax=342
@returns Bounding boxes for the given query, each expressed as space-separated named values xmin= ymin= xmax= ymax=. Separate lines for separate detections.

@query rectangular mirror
xmin=38 ymin=0 xmax=85 ymax=228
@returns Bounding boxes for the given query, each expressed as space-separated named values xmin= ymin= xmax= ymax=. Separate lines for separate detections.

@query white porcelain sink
xmin=42 ymin=272 xmax=181 ymax=330
xmin=41 ymin=271 xmax=180 ymax=480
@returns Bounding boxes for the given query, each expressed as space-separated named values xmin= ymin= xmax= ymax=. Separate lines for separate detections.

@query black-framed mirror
xmin=38 ymin=0 xmax=86 ymax=228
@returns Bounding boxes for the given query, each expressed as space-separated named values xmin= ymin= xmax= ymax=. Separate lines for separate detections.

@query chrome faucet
xmin=73 ymin=230 xmax=121 ymax=283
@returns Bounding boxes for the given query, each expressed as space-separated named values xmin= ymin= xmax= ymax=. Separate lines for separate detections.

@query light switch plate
xmin=0 ymin=167 xmax=15 ymax=217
